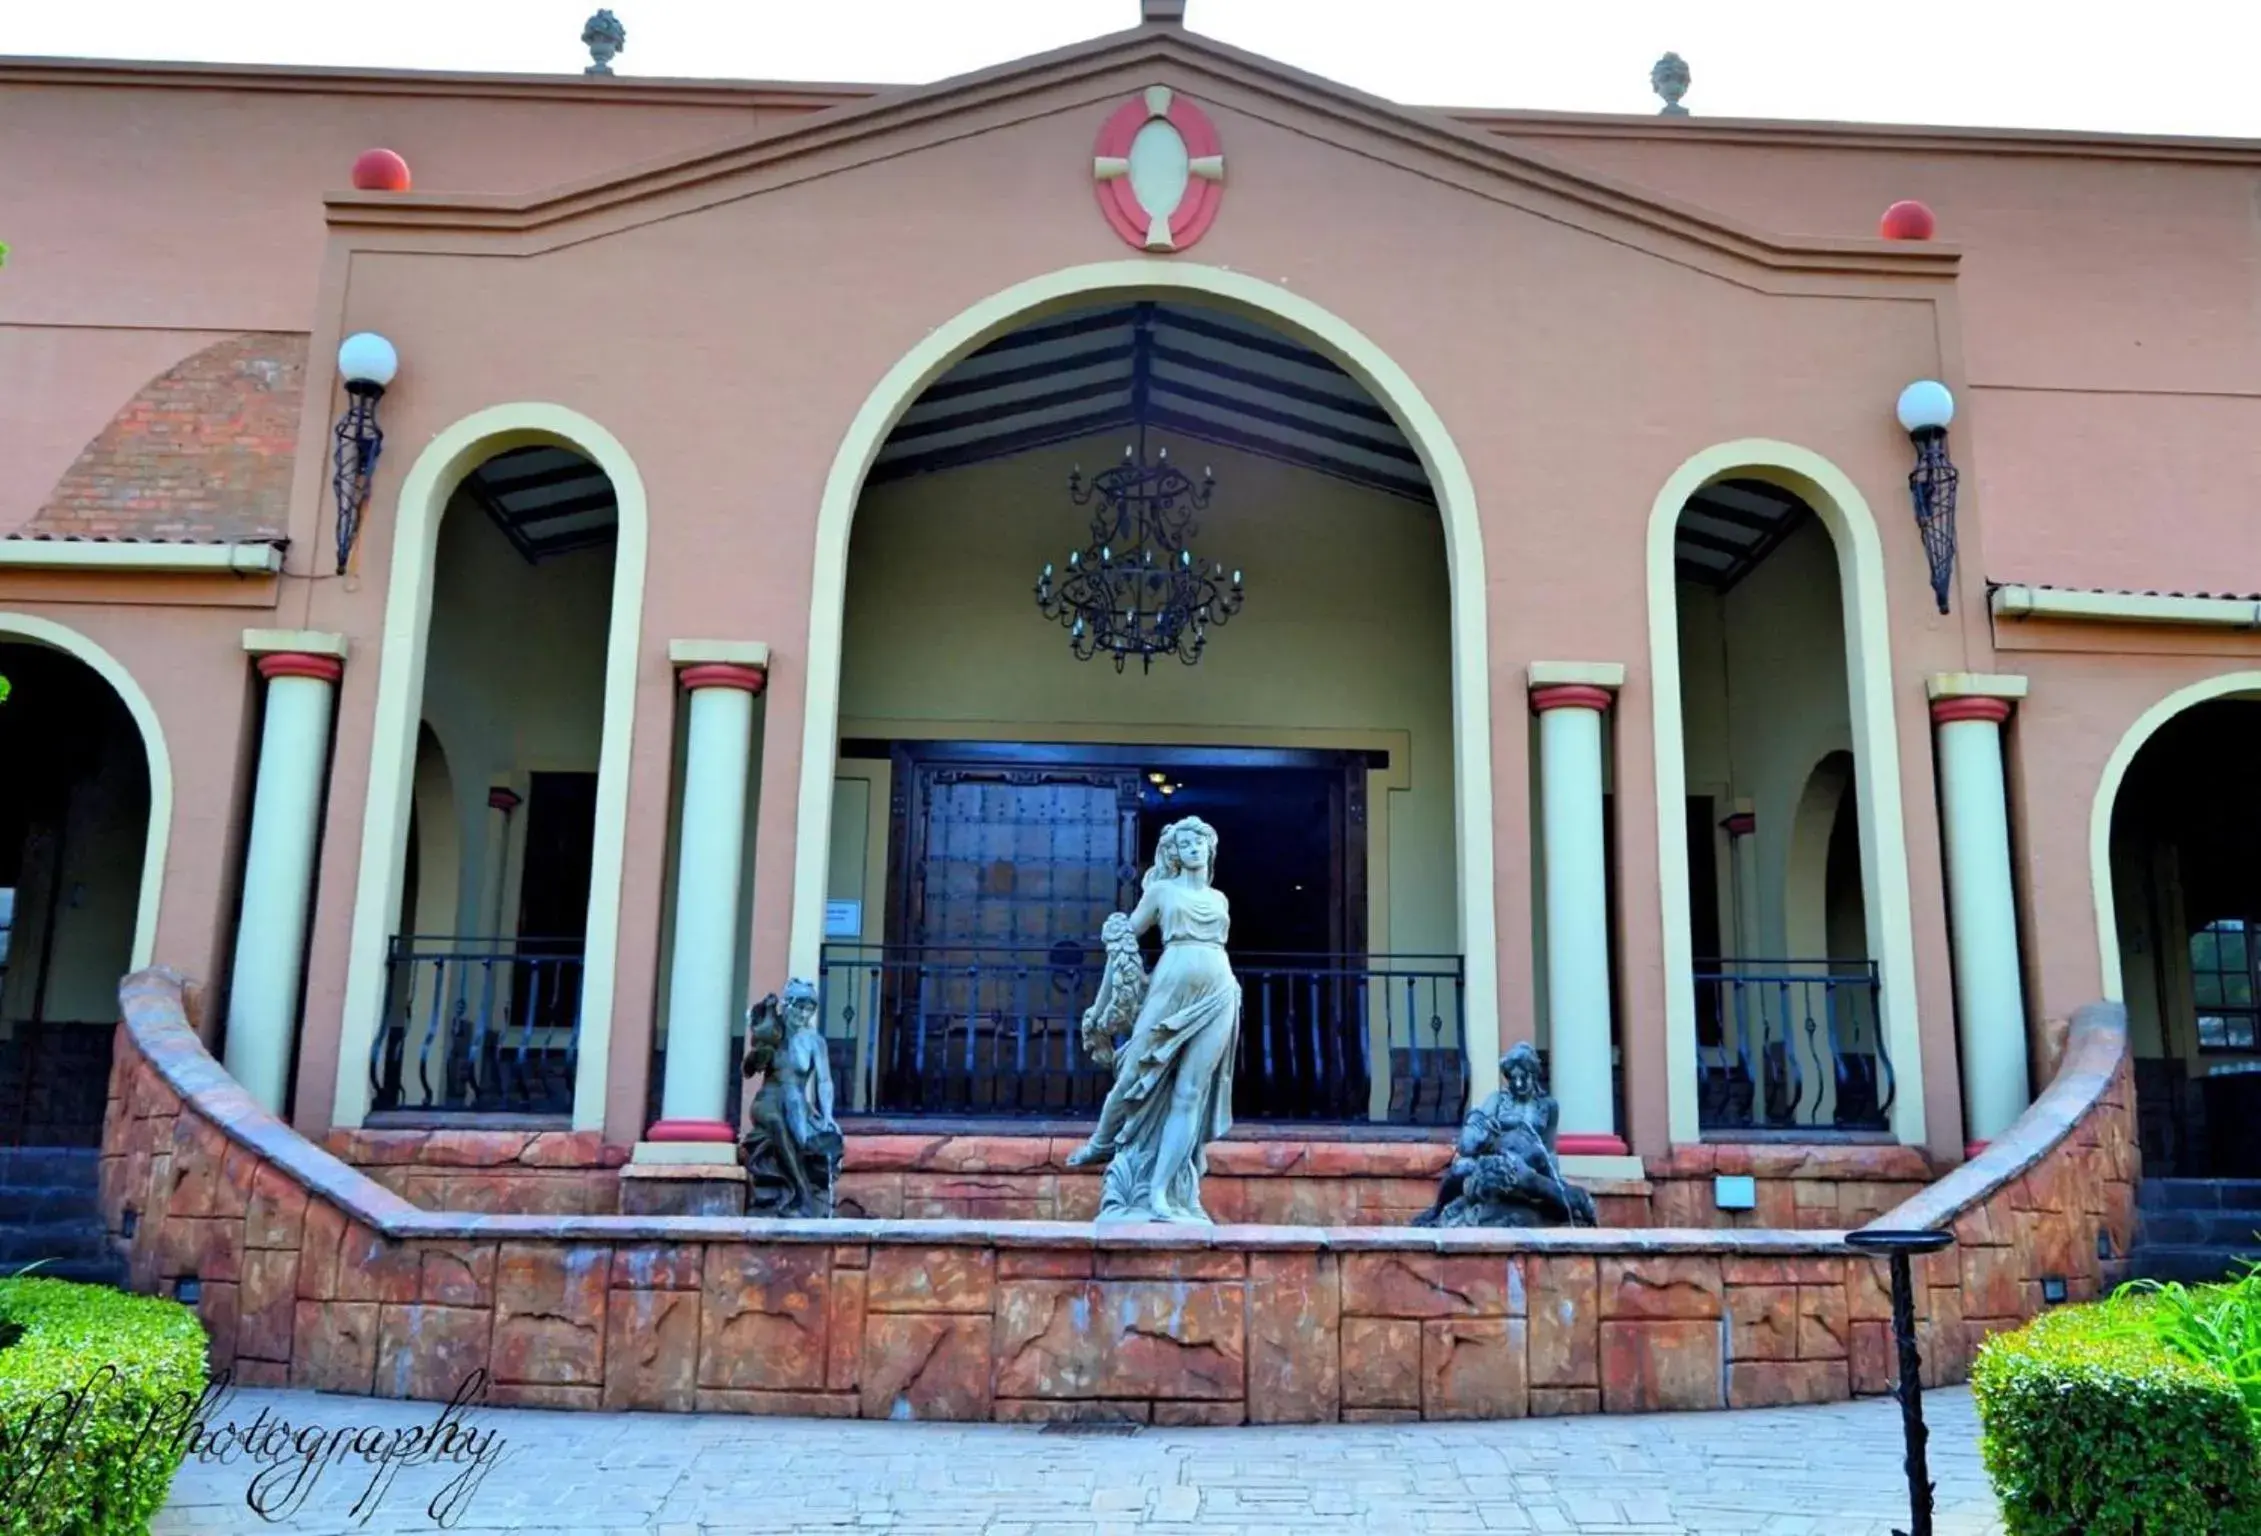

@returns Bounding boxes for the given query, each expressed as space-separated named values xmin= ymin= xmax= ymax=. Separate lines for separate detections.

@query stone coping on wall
xmin=104 ymin=969 xmax=2135 ymax=1420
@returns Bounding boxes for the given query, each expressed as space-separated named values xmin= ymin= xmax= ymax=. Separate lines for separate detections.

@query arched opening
xmin=365 ymin=441 xmax=621 ymax=1120
xmin=1671 ymin=477 xmax=1892 ymax=1136
xmin=2109 ymin=695 xmax=2261 ymax=1177
xmin=816 ymin=293 xmax=1468 ymax=1126
xmin=0 ymin=637 xmax=153 ymax=1145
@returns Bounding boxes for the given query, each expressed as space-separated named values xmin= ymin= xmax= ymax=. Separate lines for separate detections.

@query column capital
xmin=1531 ymin=684 xmax=1613 ymax=714
xmin=1925 ymin=671 xmax=2027 ymax=702
xmin=1527 ymin=660 xmax=1626 ymax=691
xmin=1720 ymin=811 xmax=1756 ymax=838
xmin=1932 ymin=696 xmax=2012 ymax=726
xmin=256 ymin=652 xmax=343 ymax=685
xmin=669 ymin=638 xmax=770 ymax=669
xmin=243 ymin=627 xmax=347 ymax=660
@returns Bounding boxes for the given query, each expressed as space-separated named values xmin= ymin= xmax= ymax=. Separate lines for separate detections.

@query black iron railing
xmin=369 ymin=935 xmax=583 ymax=1115
xmin=817 ymin=944 xmax=1467 ymax=1125
xmin=1694 ymin=957 xmax=1892 ymax=1133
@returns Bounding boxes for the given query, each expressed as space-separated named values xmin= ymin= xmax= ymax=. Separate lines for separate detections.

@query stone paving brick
xmin=152 ymin=1385 xmax=2004 ymax=1534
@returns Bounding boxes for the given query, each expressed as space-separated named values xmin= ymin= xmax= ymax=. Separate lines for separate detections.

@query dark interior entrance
xmin=868 ymin=739 xmax=1374 ymax=1121
xmin=0 ymin=643 xmax=147 ymax=1147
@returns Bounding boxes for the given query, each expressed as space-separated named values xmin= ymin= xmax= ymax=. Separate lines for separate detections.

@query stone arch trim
xmin=790 ymin=260 xmax=1501 ymax=1097
xmin=1644 ymin=440 xmax=1924 ymax=1146
xmin=333 ymin=404 xmax=649 ymax=1131
xmin=21 ymin=333 xmax=306 ymax=543
xmin=0 ymin=612 xmax=173 ymax=968
xmin=2088 ymin=670 xmax=2261 ymax=1002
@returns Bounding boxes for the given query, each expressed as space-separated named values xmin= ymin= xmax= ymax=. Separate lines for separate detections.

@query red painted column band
xmin=256 ymin=652 xmax=344 ymax=685
xmin=679 ymin=662 xmax=768 ymax=696
xmin=1719 ymin=811 xmax=1756 ymax=838
xmin=1555 ymin=1131 xmax=1632 ymax=1158
xmin=645 ymin=1118 xmax=738 ymax=1144
xmin=1930 ymin=697 xmax=2011 ymax=727
xmin=1530 ymin=684 xmax=1613 ymax=714
xmin=487 ymin=787 xmax=521 ymax=814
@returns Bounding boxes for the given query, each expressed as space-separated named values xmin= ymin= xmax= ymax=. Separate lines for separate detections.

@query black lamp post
xmin=1898 ymin=379 xmax=1959 ymax=615
xmin=1844 ymin=1225 xmax=1957 ymax=1536
xmin=332 ymin=331 xmax=398 ymax=576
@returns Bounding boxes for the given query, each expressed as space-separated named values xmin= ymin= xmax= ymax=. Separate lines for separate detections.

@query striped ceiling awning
xmin=872 ymin=301 xmax=1432 ymax=502
xmin=463 ymin=446 xmax=619 ymax=563
xmin=1675 ymin=478 xmax=1812 ymax=591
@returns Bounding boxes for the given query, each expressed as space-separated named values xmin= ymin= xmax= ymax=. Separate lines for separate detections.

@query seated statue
xmin=1413 ymin=1042 xmax=1597 ymax=1229
xmin=737 ymin=979 xmax=843 ymax=1218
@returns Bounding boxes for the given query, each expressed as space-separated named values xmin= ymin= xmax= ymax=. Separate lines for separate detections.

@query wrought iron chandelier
xmin=1034 ymin=427 xmax=1244 ymax=672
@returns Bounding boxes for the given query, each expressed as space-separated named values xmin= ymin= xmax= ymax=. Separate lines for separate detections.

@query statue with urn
xmin=736 ymin=979 xmax=843 ymax=1217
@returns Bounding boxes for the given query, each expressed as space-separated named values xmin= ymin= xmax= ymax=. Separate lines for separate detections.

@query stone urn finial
xmin=1651 ymin=51 xmax=1690 ymax=116
xmin=583 ymin=8 xmax=626 ymax=75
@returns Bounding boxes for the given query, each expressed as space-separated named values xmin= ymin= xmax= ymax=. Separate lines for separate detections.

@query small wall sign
xmin=824 ymin=899 xmax=862 ymax=940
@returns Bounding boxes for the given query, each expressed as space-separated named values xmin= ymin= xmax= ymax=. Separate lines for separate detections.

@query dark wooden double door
xmin=873 ymin=741 xmax=1369 ymax=1121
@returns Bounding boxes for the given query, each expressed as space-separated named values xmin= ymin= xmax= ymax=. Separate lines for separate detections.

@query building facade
xmin=5 ymin=12 xmax=2257 ymax=1193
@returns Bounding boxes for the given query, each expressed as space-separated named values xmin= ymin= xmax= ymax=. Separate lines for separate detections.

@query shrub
xmin=1974 ymin=1298 xmax=2261 ymax=1535
xmin=0 ymin=1276 xmax=208 ymax=1536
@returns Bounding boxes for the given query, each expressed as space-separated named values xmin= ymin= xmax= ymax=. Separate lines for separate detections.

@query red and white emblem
xmin=1093 ymin=86 xmax=1225 ymax=252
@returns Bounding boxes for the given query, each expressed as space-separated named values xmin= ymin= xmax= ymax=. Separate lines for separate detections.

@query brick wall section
xmin=101 ymin=971 xmax=2132 ymax=1421
xmin=14 ymin=332 xmax=306 ymax=542
xmin=321 ymin=1129 xmax=626 ymax=1215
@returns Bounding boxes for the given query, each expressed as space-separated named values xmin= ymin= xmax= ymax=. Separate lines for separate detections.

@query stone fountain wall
xmin=99 ymin=970 xmax=2135 ymax=1422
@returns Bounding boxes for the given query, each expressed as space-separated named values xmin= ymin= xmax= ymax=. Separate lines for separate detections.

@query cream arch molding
xmin=334 ymin=403 xmax=650 ymax=1131
xmin=0 ymin=611 xmax=174 ymax=970
xmin=1642 ymin=440 xmax=1926 ymax=1147
xmin=2088 ymin=670 xmax=2261 ymax=1003
xmin=793 ymin=260 xmax=1505 ymax=1098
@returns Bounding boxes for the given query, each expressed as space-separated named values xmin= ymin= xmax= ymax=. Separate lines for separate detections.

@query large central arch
xmin=793 ymin=261 xmax=1503 ymax=1094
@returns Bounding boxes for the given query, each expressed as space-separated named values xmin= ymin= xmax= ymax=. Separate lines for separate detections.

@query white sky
xmin=10 ymin=1 xmax=2261 ymax=139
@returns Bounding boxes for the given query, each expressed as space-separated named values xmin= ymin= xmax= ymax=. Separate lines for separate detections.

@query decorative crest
xmin=1092 ymin=86 xmax=1225 ymax=252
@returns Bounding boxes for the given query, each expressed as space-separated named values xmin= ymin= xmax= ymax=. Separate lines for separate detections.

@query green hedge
xmin=1974 ymin=1299 xmax=2261 ymax=1535
xmin=0 ymin=1277 xmax=208 ymax=1536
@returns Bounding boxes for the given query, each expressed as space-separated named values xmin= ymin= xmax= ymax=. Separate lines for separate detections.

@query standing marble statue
xmin=737 ymin=979 xmax=843 ymax=1217
xmin=1413 ymin=1041 xmax=1597 ymax=1228
xmin=1066 ymin=817 xmax=1241 ymax=1223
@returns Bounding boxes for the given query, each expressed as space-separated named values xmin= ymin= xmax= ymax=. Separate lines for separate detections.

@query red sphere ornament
xmin=1879 ymin=199 xmax=1936 ymax=240
xmin=351 ymin=148 xmax=412 ymax=193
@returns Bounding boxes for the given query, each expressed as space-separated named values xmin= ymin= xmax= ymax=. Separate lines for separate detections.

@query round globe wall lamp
xmin=332 ymin=332 xmax=398 ymax=575
xmin=1897 ymin=379 xmax=1959 ymax=614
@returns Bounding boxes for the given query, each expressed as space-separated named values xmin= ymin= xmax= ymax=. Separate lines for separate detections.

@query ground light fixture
xmin=1897 ymin=379 xmax=1959 ymax=614
xmin=332 ymin=331 xmax=398 ymax=575
xmin=1844 ymin=1225 xmax=1957 ymax=1536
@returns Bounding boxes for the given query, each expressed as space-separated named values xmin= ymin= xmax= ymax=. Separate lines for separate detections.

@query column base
xmin=620 ymin=1161 xmax=746 ymax=1217
xmin=1965 ymin=1139 xmax=1990 ymax=1162
xmin=635 ymin=1134 xmax=739 ymax=1166
xmin=1556 ymin=1132 xmax=1630 ymax=1157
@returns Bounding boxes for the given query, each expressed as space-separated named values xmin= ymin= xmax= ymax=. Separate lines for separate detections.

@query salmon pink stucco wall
xmin=274 ymin=42 xmax=1977 ymax=1157
xmin=1493 ymin=123 xmax=2261 ymax=596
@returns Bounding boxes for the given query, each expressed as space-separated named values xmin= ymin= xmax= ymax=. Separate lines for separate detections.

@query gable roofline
xmin=0 ymin=54 xmax=876 ymax=110
xmin=12 ymin=53 xmax=2260 ymax=169
xmin=316 ymin=25 xmax=1957 ymax=283
xmin=1453 ymin=105 xmax=2261 ymax=168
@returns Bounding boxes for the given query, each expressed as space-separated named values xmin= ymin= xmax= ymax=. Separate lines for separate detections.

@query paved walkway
xmin=154 ymin=1386 xmax=2003 ymax=1536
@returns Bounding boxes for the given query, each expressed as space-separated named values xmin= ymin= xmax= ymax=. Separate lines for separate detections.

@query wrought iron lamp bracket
xmin=331 ymin=379 xmax=387 ymax=576
xmin=1907 ymin=425 xmax=1959 ymax=615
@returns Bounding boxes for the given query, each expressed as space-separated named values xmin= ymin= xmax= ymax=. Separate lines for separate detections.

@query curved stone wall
xmin=100 ymin=970 xmax=2132 ymax=1421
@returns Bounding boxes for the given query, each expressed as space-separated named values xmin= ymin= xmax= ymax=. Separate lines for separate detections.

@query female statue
xmin=1065 ymin=817 xmax=1241 ymax=1223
